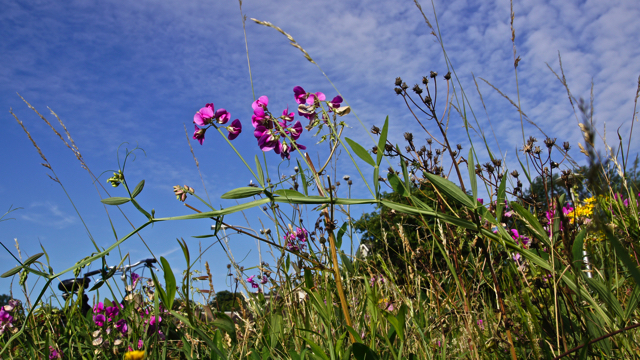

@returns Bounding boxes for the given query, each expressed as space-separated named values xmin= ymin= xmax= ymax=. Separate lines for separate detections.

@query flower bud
xmin=395 ymin=77 xmax=403 ymax=86
xmin=444 ymin=72 xmax=451 ymax=80
xmin=412 ymin=84 xmax=422 ymax=94
xmin=430 ymin=71 xmax=438 ymax=79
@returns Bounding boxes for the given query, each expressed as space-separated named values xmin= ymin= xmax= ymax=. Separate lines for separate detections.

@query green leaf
xmin=191 ymin=234 xmax=216 ymax=238
xmin=387 ymin=172 xmax=409 ymax=197
xmin=255 ymin=155 xmax=265 ymax=187
xmin=297 ymin=159 xmax=308 ymax=195
xmin=384 ymin=311 xmax=404 ymax=342
xmin=274 ymin=189 xmax=305 ymax=198
xmin=352 ymin=343 xmax=380 ymax=360
xmin=345 ymin=138 xmax=375 ymax=167
xmin=131 ymin=179 xmax=145 ymax=198
xmin=220 ymin=187 xmax=264 ymax=199
xmin=377 ymin=116 xmax=389 ymax=166
xmin=340 ymin=252 xmax=354 ymax=274
xmin=212 ymin=312 xmax=237 ymax=342
xmin=625 ymin=285 xmax=640 ymax=321
xmin=301 ymin=337 xmax=330 ymax=360
xmin=510 ymin=202 xmax=551 ymax=248
xmin=151 ymin=270 xmax=168 ymax=307
xmin=304 ymin=268 xmax=314 ymax=289
xmin=160 ymin=257 xmax=176 ymax=311
xmin=572 ymin=229 xmax=586 ymax=269
xmin=1 ymin=266 xmax=22 ymax=278
xmin=345 ymin=326 xmax=363 ymax=343
xmin=423 ymin=172 xmax=475 ymax=209
xmin=337 ymin=222 xmax=348 ymax=249
xmin=495 ymin=174 xmax=507 ymax=223
xmin=606 ymin=228 xmax=640 ymax=289
xmin=100 ymin=197 xmax=130 ymax=206
xmin=586 ymin=277 xmax=625 ymax=321
xmin=468 ymin=148 xmax=477 ymax=201
xmin=23 ymin=253 xmax=44 ymax=266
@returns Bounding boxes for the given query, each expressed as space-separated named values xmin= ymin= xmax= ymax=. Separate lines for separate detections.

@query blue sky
xmin=1 ymin=0 xmax=639 ymax=302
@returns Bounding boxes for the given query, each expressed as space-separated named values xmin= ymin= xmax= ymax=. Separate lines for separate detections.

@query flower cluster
xmin=93 ymin=302 xmax=128 ymax=334
xmin=509 ymin=229 xmax=531 ymax=262
xmin=294 ymin=86 xmax=346 ymax=122
xmin=193 ymin=103 xmax=242 ymax=145
xmin=285 ymin=227 xmax=308 ymax=251
xmin=251 ymin=95 xmax=306 ymax=160
xmin=246 ymin=274 xmax=268 ymax=289
xmin=0 ymin=299 xmax=18 ymax=335
xmin=107 ymin=170 xmax=124 ymax=187
xmin=173 ymin=184 xmax=194 ymax=202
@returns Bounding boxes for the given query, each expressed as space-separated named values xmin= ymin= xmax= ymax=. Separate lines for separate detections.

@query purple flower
xmin=194 ymin=103 xmax=215 ymax=126
xmin=138 ymin=339 xmax=144 ymax=349
xmin=193 ymin=125 xmax=206 ymax=145
xmin=477 ymin=198 xmax=484 ymax=205
xmin=0 ymin=308 xmax=14 ymax=335
xmin=93 ymin=314 xmax=106 ymax=327
xmin=260 ymin=276 xmax=268 ymax=285
xmin=49 ymin=346 xmax=62 ymax=359
xmin=477 ymin=319 xmax=485 ymax=330
xmin=293 ymin=86 xmax=307 ymax=104
xmin=93 ymin=302 xmax=104 ymax=314
xmin=149 ymin=315 xmax=161 ymax=327
xmin=282 ymin=107 xmax=295 ymax=122
xmin=307 ymin=92 xmax=326 ymax=104
xmin=105 ymin=306 xmax=120 ymax=321
xmin=116 ymin=319 xmax=128 ymax=335
xmin=288 ymin=121 xmax=303 ymax=141
xmin=227 ymin=119 xmax=242 ymax=140
xmin=329 ymin=95 xmax=343 ymax=109
xmin=131 ymin=272 xmax=140 ymax=286
xmin=215 ymin=109 xmax=230 ymax=124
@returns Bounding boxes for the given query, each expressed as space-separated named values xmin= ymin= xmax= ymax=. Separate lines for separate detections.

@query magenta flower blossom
xmin=282 ymin=107 xmax=295 ymax=122
xmin=260 ymin=276 xmax=268 ymax=285
xmin=138 ymin=339 xmax=144 ymax=349
xmin=279 ymin=141 xmax=307 ymax=160
xmin=0 ymin=308 xmax=14 ymax=335
xmin=477 ymin=198 xmax=484 ymax=205
xmin=194 ymin=103 xmax=215 ymax=126
xmin=131 ymin=272 xmax=140 ymax=286
xmin=227 ymin=119 xmax=242 ymax=140
xmin=193 ymin=125 xmax=206 ymax=145
xmin=93 ymin=314 xmax=106 ymax=327
xmin=215 ymin=109 xmax=230 ymax=124
xmin=477 ymin=319 xmax=485 ymax=330
xmin=307 ymin=91 xmax=326 ymax=104
xmin=285 ymin=227 xmax=308 ymax=251
xmin=49 ymin=346 xmax=62 ymax=359
xmin=329 ymin=95 xmax=343 ymax=109
xmin=105 ymin=306 xmax=120 ymax=321
xmin=293 ymin=86 xmax=307 ymax=104
xmin=116 ymin=319 xmax=128 ymax=335
xmin=93 ymin=302 xmax=104 ymax=314
xmin=288 ymin=121 xmax=303 ymax=141
xmin=149 ymin=315 xmax=161 ymax=327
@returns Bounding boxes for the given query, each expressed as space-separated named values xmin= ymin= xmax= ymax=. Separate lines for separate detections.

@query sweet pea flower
xmin=93 ymin=314 xmax=106 ymax=327
xmin=139 ymin=339 xmax=144 ymax=349
xmin=0 ymin=308 xmax=14 ymax=335
xmin=227 ymin=119 xmax=242 ymax=140
xmin=193 ymin=125 xmax=206 ymax=145
xmin=252 ymin=95 xmax=269 ymax=110
xmin=477 ymin=198 xmax=484 ymax=205
xmin=194 ymin=103 xmax=215 ymax=126
xmin=329 ymin=95 xmax=343 ymax=109
xmin=105 ymin=306 xmax=120 ymax=321
xmin=116 ymin=319 xmax=128 ymax=335
xmin=93 ymin=302 xmax=104 ymax=314
xmin=293 ymin=86 xmax=307 ymax=104
xmin=306 ymin=91 xmax=326 ymax=104
xmin=49 ymin=346 xmax=62 ymax=359
xmin=260 ymin=276 xmax=268 ymax=285
xmin=288 ymin=121 xmax=303 ymax=141
xmin=131 ymin=272 xmax=140 ymax=286
xmin=215 ymin=109 xmax=230 ymax=124
xmin=282 ymin=107 xmax=295 ymax=122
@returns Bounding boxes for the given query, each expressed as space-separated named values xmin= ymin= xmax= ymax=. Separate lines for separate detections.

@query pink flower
xmin=138 ymin=339 xmax=144 ymax=349
xmin=215 ymin=109 xmax=230 ymax=125
xmin=477 ymin=319 xmax=485 ymax=330
xmin=477 ymin=198 xmax=484 ymax=205
xmin=93 ymin=314 xmax=106 ymax=327
xmin=105 ymin=306 xmax=120 ymax=321
xmin=307 ymin=92 xmax=326 ymax=104
xmin=116 ymin=319 xmax=128 ymax=335
xmin=93 ymin=302 xmax=104 ymax=314
xmin=293 ymin=86 xmax=307 ymax=104
xmin=329 ymin=95 xmax=343 ymax=109
xmin=227 ymin=119 xmax=242 ymax=140
xmin=193 ymin=125 xmax=206 ymax=145
xmin=49 ymin=346 xmax=62 ymax=359
xmin=194 ymin=103 xmax=215 ymax=126
xmin=288 ymin=121 xmax=303 ymax=141
xmin=260 ymin=276 xmax=268 ymax=285
xmin=282 ymin=107 xmax=295 ymax=122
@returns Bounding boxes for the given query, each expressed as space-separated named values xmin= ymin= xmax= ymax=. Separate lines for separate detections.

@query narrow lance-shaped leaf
xmin=377 ymin=116 xmax=389 ymax=166
xmin=220 ymin=187 xmax=264 ymax=199
xmin=255 ymin=155 xmax=265 ymax=187
xmin=423 ymin=172 xmax=475 ymax=209
xmin=345 ymin=137 xmax=375 ymax=167
xmin=131 ymin=179 xmax=145 ymax=198
xmin=100 ymin=197 xmax=131 ymax=206
xmin=468 ymin=148 xmax=478 ymax=201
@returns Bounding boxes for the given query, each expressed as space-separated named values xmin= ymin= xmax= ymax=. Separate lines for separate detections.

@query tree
xmin=210 ymin=291 xmax=246 ymax=312
xmin=0 ymin=294 xmax=10 ymax=307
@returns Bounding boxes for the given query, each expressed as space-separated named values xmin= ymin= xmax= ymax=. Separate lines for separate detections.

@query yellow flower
xmin=124 ymin=351 xmax=146 ymax=360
